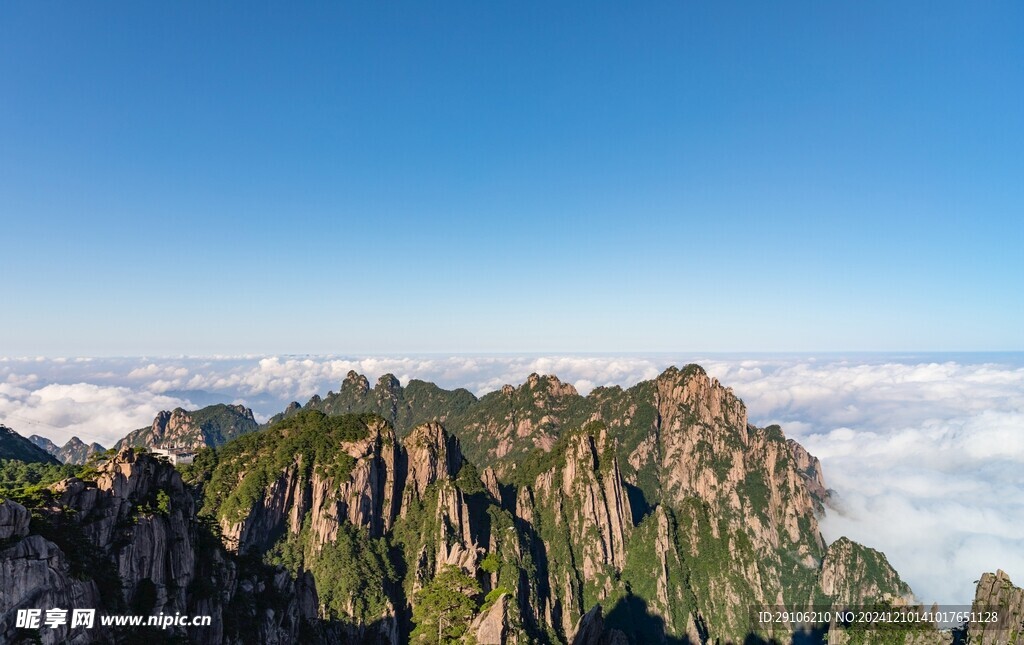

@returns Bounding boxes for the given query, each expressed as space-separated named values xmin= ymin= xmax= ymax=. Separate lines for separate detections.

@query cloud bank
xmin=1 ymin=353 xmax=1021 ymax=604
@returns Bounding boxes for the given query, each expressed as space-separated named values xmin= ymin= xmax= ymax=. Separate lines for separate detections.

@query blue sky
xmin=1 ymin=2 xmax=1021 ymax=354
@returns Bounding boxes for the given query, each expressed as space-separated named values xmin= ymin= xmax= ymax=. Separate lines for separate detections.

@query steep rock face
xmin=548 ymin=427 xmax=631 ymax=578
xmin=615 ymin=505 xmax=703 ymax=643
xmin=470 ymin=593 xmax=511 ymax=644
xmin=0 ymin=451 xmax=307 ymax=644
xmin=788 ymin=438 xmax=829 ymax=511
xmin=53 ymin=448 xmax=200 ymax=616
xmin=393 ymin=423 xmax=491 ymax=599
xmin=219 ymin=415 xmax=401 ymax=553
xmin=569 ymin=605 xmax=628 ymax=645
xmin=208 ymin=413 xmax=506 ymax=642
xmin=115 ymin=404 xmax=258 ymax=451
xmin=0 ymin=530 xmax=104 ymax=644
xmin=481 ymin=466 xmax=502 ymax=502
xmin=645 ymin=367 xmax=819 ymax=545
xmin=430 ymin=480 xmax=480 ymax=574
xmin=492 ymin=366 xmax=915 ymax=643
xmin=748 ymin=429 xmax=823 ymax=547
xmin=969 ymin=570 xmax=1024 ymax=645
xmin=401 ymin=422 xmax=463 ymax=514
xmin=515 ymin=423 xmax=634 ymax=637
xmin=0 ymin=498 xmax=30 ymax=540
xmin=581 ymin=367 xmax=828 ymax=639
xmin=814 ymin=537 xmax=913 ymax=606
xmin=317 ymin=419 xmax=401 ymax=539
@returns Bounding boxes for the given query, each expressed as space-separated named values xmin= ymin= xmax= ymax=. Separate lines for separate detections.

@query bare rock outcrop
xmin=51 ymin=448 xmax=198 ymax=616
xmin=402 ymin=422 xmax=464 ymax=513
xmin=1 ymin=449 xmax=307 ymax=644
xmin=481 ymin=466 xmax=502 ymax=502
xmin=816 ymin=536 xmax=913 ymax=606
xmin=471 ymin=591 xmax=512 ymax=644
xmin=653 ymin=366 xmax=750 ymax=517
xmin=222 ymin=417 xmax=401 ymax=553
xmin=0 ymin=533 xmax=103 ymax=644
xmin=788 ymin=438 xmax=829 ymax=510
xmin=969 ymin=570 xmax=1024 ymax=645
xmin=569 ymin=605 xmax=628 ymax=645
xmin=0 ymin=499 xmax=30 ymax=540
xmin=433 ymin=480 xmax=480 ymax=572
xmin=115 ymin=404 xmax=258 ymax=452
xmin=523 ymin=423 xmax=634 ymax=636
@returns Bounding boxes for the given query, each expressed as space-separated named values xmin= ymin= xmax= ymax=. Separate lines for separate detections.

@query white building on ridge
xmin=151 ymin=447 xmax=196 ymax=466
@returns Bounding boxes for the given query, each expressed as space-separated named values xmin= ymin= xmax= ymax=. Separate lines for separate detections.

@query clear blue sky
xmin=1 ymin=2 xmax=1021 ymax=355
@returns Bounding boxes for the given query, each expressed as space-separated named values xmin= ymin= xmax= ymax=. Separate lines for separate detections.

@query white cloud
xmin=0 ymin=380 xmax=193 ymax=446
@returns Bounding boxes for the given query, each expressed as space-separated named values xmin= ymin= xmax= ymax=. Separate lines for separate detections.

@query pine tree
xmin=410 ymin=565 xmax=481 ymax=644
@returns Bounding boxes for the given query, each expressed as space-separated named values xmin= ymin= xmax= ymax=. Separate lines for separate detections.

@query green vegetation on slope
xmin=115 ymin=403 xmax=259 ymax=451
xmin=203 ymin=409 xmax=376 ymax=523
xmin=410 ymin=565 xmax=481 ymax=644
xmin=0 ymin=425 xmax=61 ymax=465
xmin=305 ymin=373 xmax=478 ymax=438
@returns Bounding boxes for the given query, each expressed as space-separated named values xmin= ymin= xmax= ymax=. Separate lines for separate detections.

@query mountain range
xmin=1 ymin=365 xmax=1020 ymax=644
xmin=1 ymin=425 xmax=60 ymax=465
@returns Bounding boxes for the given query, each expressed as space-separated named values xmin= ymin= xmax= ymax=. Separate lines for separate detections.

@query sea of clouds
xmin=1 ymin=352 xmax=1021 ymax=605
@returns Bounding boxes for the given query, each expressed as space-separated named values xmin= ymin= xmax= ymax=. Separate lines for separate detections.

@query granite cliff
xmin=114 ymin=403 xmax=259 ymax=452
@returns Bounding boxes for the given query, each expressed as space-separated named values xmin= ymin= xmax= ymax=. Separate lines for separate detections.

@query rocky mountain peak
xmin=815 ymin=536 xmax=913 ymax=606
xmin=655 ymin=364 xmax=747 ymax=431
xmin=154 ymin=408 xmax=199 ymax=442
xmin=524 ymin=372 xmax=579 ymax=398
xmin=29 ymin=434 xmax=59 ymax=452
xmin=85 ymin=446 xmax=186 ymax=502
xmin=342 ymin=369 xmax=371 ymax=395
xmin=373 ymin=374 xmax=403 ymax=421
xmin=115 ymin=403 xmax=259 ymax=452
xmin=29 ymin=434 xmax=105 ymax=465
xmin=970 ymin=570 xmax=1023 ymax=644
xmin=226 ymin=403 xmax=256 ymax=422
xmin=376 ymin=373 xmax=402 ymax=391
